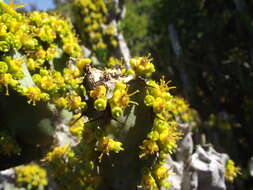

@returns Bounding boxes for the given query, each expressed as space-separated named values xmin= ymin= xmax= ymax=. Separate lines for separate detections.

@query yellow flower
xmin=46 ymin=45 xmax=57 ymax=60
xmin=111 ymin=39 xmax=118 ymax=47
xmin=96 ymin=42 xmax=107 ymax=49
xmin=108 ymin=57 xmax=120 ymax=67
xmin=139 ymin=140 xmax=159 ymax=158
xmin=0 ymin=23 xmax=7 ymax=35
xmin=130 ymin=56 xmax=155 ymax=77
xmin=110 ymin=82 xmax=139 ymax=109
xmin=97 ymin=137 xmax=124 ymax=160
xmin=66 ymin=94 xmax=87 ymax=110
xmin=0 ymin=73 xmax=18 ymax=95
xmin=8 ymin=58 xmax=23 ymax=73
xmin=141 ymin=172 xmax=158 ymax=190
xmin=225 ymin=160 xmax=240 ymax=182
xmin=27 ymin=58 xmax=37 ymax=71
xmin=76 ymin=58 xmax=91 ymax=71
xmin=44 ymin=145 xmax=71 ymax=162
xmin=83 ymin=17 xmax=91 ymax=24
xmin=153 ymin=97 xmax=166 ymax=113
xmin=153 ymin=163 xmax=169 ymax=180
xmin=159 ymin=125 xmax=182 ymax=154
xmin=21 ymin=87 xmax=44 ymax=105
xmin=53 ymin=97 xmax=67 ymax=108
xmin=40 ymin=76 xmax=57 ymax=91
xmin=105 ymin=24 xmax=116 ymax=36
xmin=90 ymin=85 xmax=107 ymax=99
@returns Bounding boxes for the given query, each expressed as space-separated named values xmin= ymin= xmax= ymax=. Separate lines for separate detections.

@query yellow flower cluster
xmin=140 ymin=79 xmax=182 ymax=155
xmin=225 ymin=160 xmax=240 ymax=182
xmin=139 ymin=140 xmax=159 ymax=157
xmin=130 ymin=56 xmax=155 ymax=77
xmin=140 ymin=120 xmax=181 ymax=157
xmin=44 ymin=145 xmax=77 ymax=175
xmin=43 ymin=137 xmax=100 ymax=189
xmin=0 ymin=3 xmax=197 ymax=190
xmin=20 ymin=87 xmax=49 ymax=106
xmin=15 ymin=164 xmax=48 ymax=189
xmin=32 ymin=70 xmax=65 ymax=93
xmin=153 ymin=162 xmax=170 ymax=181
xmin=0 ymin=2 xmax=86 ymax=109
xmin=170 ymin=97 xmax=189 ymax=116
xmin=0 ymin=131 xmax=21 ymax=156
xmin=29 ymin=11 xmax=82 ymax=58
xmin=109 ymin=81 xmax=139 ymax=118
xmin=140 ymin=163 xmax=171 ymax=190
xmin=73 ymin=0 xmax=119 ymax=61
xmin=44 ymin=145 xmax=74 ymax=163
xmin=139 ymin=78 xmax=193 ymax=189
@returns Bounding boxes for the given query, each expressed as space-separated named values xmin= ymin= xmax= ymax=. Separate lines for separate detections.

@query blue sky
xmin=4 ymin=0 xmax=55 ymax=11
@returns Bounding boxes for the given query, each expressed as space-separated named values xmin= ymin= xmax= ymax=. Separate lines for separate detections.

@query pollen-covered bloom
xmin=20 ymin=87 xmax=48 ymax=106
xmin=139 ymin=139 xmax=159 ymax=158
xmin=130 ymin=56 xmax=155 ymax=77
xmin=109 ymin=81 xmax=139 ymax=117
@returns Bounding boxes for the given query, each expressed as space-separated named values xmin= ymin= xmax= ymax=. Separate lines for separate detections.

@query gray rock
xmin=167 ymin=119 xmax=229 ymax=190
xmin=187 ymin=145 xmax=228 ymax=190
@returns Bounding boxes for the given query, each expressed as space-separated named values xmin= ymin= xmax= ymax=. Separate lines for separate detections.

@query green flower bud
xmin=41 ymin=93 xmax=50 ymax=101
xmin=0 ymin=41 xmax=10 ymax=52
xmin=111 ymin=106 xmax=123 ymax=118
xmin=80 ymin=101 xmax=88 ymax=110
xmin=129 ymin=58 xmax=136 ymax=66
xmin=94 ymin=98 xmax=107 ymax=111
xmin=12 ymin=38 xmax=22 ymax=50
xmin=40 ymin=69 xmax=49 ymax=76
xmin=0 ymin=23 xmax=7 ymax=35
xmin=0 ymin=61 xmax=8 ymax=73
xmin=144 ymin=95 xmax=155 ymax=106
xmin=147 ymin=131 xmax=159 ymax=141
xmin=32 ymin=74 xmax=41 ymax=84
xmin=153 ymin=118 xmax=167 ymax=132
xmin=23 ymin=38 xmax=38 ymax=50
xmin=12 ymin=70 xmax=24 ymax=79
